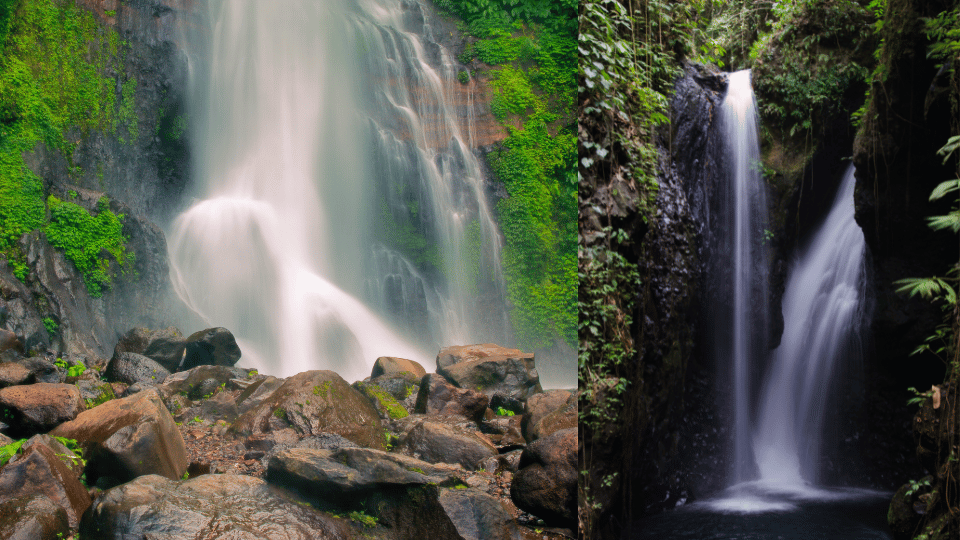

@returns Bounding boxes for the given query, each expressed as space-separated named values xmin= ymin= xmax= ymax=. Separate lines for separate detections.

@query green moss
xmin=273 ymin=406 xmax=286 ymax=419
xmin=45 ymin=195 xmax=130 ymax=297
xmin=84 ymin=383 xmax=115 ymax=409
xmin=313 ymin=381 xmax=331 ymax=398
xmin=117 ymin=77 xmax=138 ymax=144
xmin=361 ymin=382 xmax=408 ymax=419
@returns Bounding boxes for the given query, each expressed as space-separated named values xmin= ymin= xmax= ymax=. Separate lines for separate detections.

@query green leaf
xmin=929 ymin=179 xmax=960 ymax=201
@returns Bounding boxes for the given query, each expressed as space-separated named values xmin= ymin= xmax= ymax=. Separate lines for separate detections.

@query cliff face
xmin=1 ymin=0 xmax=194 ymax=360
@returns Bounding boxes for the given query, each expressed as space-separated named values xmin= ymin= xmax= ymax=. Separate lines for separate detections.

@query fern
xmin=894 ymin=277 xmax=957 ymax=304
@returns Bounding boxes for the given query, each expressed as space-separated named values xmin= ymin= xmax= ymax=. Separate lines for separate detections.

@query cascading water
xmin=717 ymin=70 xmax=770 ymax=484
xmin=170 ymin=0 xmax=508 ymax=381
xmin=753 ymin=164 xmax=866 ymax=487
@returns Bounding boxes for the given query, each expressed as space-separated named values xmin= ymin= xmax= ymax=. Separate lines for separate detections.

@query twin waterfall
xmin=719 ymin=71 xmax=867 ymax=492
xmin=169 ymin=0 xmax=507 ymax=381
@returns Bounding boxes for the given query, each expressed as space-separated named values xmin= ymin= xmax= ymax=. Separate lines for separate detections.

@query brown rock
xmin=0 ymin=436 xmax=90 ymax=528
xmin=0 ymin=495 xmax=69 ymax=540
xmin=231 ymin=370 xmax=385 ymax=449
xmin=50 ymin=388 xmax=187 ymax=484
xmin=0 ymin=383 xmax=85 ymax=437
xmin=415 ymin=373 xmax=489 ymax=422
xmin=0 ymin=362 xmax=32 ymax=388
xmin=510 ymin=427 xmax=577 ymax=528
xmin=400 ymin=421 xmax=498 ymax=470
xmin=436 ymin=344 xmax=541 ymax=409
xmin=484 ymin=414 xmax=526 ymax=448
xmin=0 ymin=329 xmax=22 ymax=356
xmin=522 ymin=389 xmax=577 ymax=442
xmin=372 ymin=356 xmax=427 ymax=379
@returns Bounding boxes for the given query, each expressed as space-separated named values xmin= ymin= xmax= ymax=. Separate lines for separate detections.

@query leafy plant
xmin=348 ymin=510 xmax=378 ymax=528
xmin=495 ymin=406 xmax=515 ymax=416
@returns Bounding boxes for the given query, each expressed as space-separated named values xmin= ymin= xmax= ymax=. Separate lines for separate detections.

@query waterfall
xmin=718 ymin=70 xmax=770 ymax=484
xmin=169 ymin=0 xmax=508 ymax=381
xmin=753 ymin=164 xmax=866 ymax=486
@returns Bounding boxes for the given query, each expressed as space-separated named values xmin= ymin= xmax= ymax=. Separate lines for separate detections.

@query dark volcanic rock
xmin=0 ymin=435 xmax=89 ymax=528
xmin=511 ymin=427 xmax=577 ymax=528
xmin=80 ymin=473 xmax=353 ymax=540
xmin=0 ymin=383 xmax=85 ymax=437
xmin=105 ymin=351 xmax=170 ymax=386
xmin=181 ymin=327 xmax=242 ymax=370
xmin=0 ymin=495 xmax=70 ymax=540
xmin=415 ymin=374 xmax=489 ymax=422
xmin=399 ymin=421 xmax=497 ymax=470
xmin=232 ymin=370 xmax=385 ymax=449
xmin=50 ymin=388 xmax=187 ymax=485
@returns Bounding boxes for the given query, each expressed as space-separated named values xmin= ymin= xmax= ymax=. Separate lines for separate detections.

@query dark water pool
xmin=627 ymin=484 xmax=892 ymax=540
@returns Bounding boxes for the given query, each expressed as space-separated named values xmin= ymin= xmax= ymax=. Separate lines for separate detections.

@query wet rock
xmin=0 ymin=435 xmax=89 ymax=528
xmin=0 ymin=495 xmax=70 ymax=540
xmin=232 ymin=370 xmax=385 ymax=449
xmin=436 ymin=344 xmax=541 ymax=410
xmin=158 ymin=364 xmax=252 ymax=401
xmin=399 ymin=421 xmax=497 ymax=470
xmin=482 ymin=414 xmax=525 ymax=449
xmin=105 ymin=351 xmax=170 ymax=386
xmin=117 ymin=326 xmax=186 ymax=372
xmin=355 ymin=379 xmax=411 ymax=420
xmin=50 ymin=388 xmax=187 ymax=485
xmin=522 ymin=389 xmax=577 ymax=442
xmin=437 ymin=488 xmax=522 ymax=540
xmin=0 ymin=362 xmax=32 ymax=388
xmin=415 ymin=373 xmax=489 ymax=422
xmin=0 ymin=383 xmax=85 ymax=437
xmin=267 ymin=446 xmax=461 ymax=502
xmin=372 ymin=356 xmax=427 ymax=379
xmin=180 ymin=327 xmax=242 ymax=370
xmin=80 ymin=473 xmax=352 ymax=539
xmin=0 ymin=262 xmax=50 ymax=354
xmin=510 ymin=427 xmax=577 ymax=528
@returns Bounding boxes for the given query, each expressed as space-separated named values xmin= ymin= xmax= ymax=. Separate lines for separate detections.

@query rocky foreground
xmin=0 ymin=327 xmax=577 ymax=539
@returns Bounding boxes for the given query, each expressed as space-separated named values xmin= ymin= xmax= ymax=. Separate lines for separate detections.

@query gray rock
xmin=399 ymin=421 xmax=498 ymax=471
xmin=80 ymin=474 xmax=352 ymax=539
xmin=15 ymin=357 xmax=62 ymax=383
xmin=436 ymin=344 xmax=541 ymax=410
xmin=105 ymin=351 xmax=170 ymax=386
xmin=437 ymin=488 xmax=522 ymax=540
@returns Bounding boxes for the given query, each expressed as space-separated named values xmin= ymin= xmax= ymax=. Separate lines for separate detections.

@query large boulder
xmin=105 ymin=351 xmax=170 ymax=387
xmin=372 ymin=356 xmax=426 ymax=379
xmin=510 ymin=427 xmax=577 ymax=528
xmin=50 ymin=388 xmax=187 ymax=485
xmin=181 ymin=327 xmax=242 ymax=370
xmin=0 ymin=383 xmax=85 ymax=437
xmin=115 ymin=326 xmax=185 ymax=372
xmin=436 ymin=344 xmax=541 ymax=410
xmin=80 ymin=474 xmax=352 ymax=539
xmin=232 ymin=370 xmax=385 ymax=449
xmin=522 ymin=389 xmax=577 ymax=442
xmin=0 ymin=362 xmax=32 ymax=388
xmin=399 ymin=421 xmax=497 ymax=471
xmin=14 ymin=357 xmax=62 ymax=383
xmin=437 ymin=488 xmax=522 ymax=540
xmin=266 ymin=446 xmax=461 ymax=501
xmin=0 ymin=435 xmax=89 ymax=528
xmin=158 ymin=364 xmax=251 ymax=401
xmin=0 ymin=495 xmax=70 ymax=540
xmin=415 ymin=374 xmax=488 ymax=422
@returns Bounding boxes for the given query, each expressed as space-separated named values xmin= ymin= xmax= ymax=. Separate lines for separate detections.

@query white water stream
xmin=170 ymin=0 xmax=507 ymax=380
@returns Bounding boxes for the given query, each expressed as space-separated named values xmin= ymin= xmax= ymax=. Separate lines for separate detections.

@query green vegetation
xmin=357 ymin=382 xmax=409 ymax=419
xmin=43 ymin=316 xmax=57 ymax=335
xmin=84 ymin=382 xmax=115 ymax=409
xmin=348 ymin=510 xmax=378 ymax=528
xmin=0 ymin=0 xmax=135 ymax=294
xmin=436 ymin=0 xmax=576 ymax=351
xmin=313 ymin=381 xmax=332 ymax=398
xmin=45 ymin=195 xmax=130 ymax=296
xmin=0 ymin=437 xmax=25 ymax=467
xmin=495 ymin=406 xmax=515 ymax=416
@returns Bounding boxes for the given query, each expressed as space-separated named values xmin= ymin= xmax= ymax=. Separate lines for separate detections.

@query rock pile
xmin=0 ymin=329 xmax=577 ymax=539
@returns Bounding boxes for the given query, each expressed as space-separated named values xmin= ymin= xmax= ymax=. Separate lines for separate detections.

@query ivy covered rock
xmin=231 ymin=370 xmax=385 ymax=450
xmin=0 ymin=382 xmax=85 ymax=437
